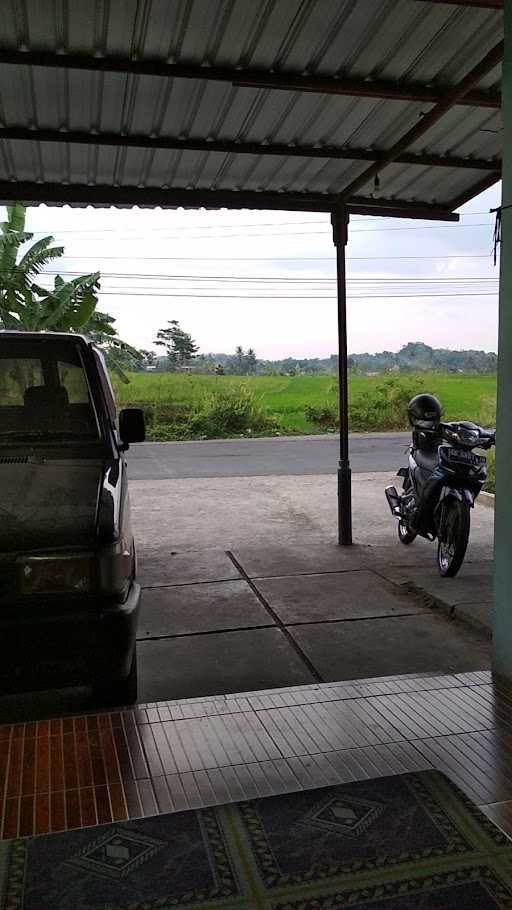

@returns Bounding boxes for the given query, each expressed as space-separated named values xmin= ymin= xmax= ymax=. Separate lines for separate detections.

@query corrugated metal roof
xmin=0 ymin=0 xmax=503 ymax=215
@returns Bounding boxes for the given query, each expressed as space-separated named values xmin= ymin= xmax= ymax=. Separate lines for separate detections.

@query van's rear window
xmin=0 ymin=339 xmax=100 ymax=443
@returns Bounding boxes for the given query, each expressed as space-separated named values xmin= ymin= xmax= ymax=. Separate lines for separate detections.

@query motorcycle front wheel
xmin=398 ymin=519 xmax=417 ymax=545
xmin=437 ymin=499 xmax=471 ymax=577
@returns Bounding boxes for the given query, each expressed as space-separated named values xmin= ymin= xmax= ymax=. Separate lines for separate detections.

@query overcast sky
xmin=5 ymin=181 xmax=501 ymax=359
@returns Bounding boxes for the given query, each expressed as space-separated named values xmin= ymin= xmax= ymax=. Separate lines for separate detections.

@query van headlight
xmin=97 ymin=538 xmax=133 ymax=601
xmin=16 ymin=554 xmax=94 ymax=595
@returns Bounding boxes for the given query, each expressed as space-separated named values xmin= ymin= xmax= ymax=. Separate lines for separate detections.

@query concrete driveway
xmin=0 ymin=470 xmax=493 ymax=722
xmin=132 ymin=471 xmax=492 ymax=703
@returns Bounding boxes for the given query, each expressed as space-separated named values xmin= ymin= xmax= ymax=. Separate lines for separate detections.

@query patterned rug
xmin=1 ymin=770 xmax=512 ymax=909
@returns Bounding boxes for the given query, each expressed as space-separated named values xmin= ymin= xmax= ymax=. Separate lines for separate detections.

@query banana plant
xmin=0 ymin=203 xmax=64 ymax=328
xmin=0 ymin=203 xmax=141 ymax=379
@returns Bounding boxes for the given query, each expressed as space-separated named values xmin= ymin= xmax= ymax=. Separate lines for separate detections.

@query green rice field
xmin=113 ymin=371 xmax=497 ymax=438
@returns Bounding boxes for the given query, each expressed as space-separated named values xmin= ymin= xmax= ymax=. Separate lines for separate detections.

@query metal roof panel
xmin=0 ymin=0 xmax=504 ymax=213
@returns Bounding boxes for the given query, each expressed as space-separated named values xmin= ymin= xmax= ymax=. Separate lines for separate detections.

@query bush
xmin=478 ymin=395 xmax=496 ymax=428
xmin=123 ymin=400 xmax=190 ymax=440
xmin=304 ymin=377 xmax=423 ymax=433
xmin=349 ymin=377 xmax=422 ymax=431
xmin=304 ymin=404 xmax=337 ymax=428
xmin=485 ymin=449 xmax=495 ymax=493
xmin=186 ymin=385 xmax=279 ymax=438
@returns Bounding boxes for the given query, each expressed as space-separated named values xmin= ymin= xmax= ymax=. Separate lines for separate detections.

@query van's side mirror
xmin=119 ymin=408 xmax=145 ymax=449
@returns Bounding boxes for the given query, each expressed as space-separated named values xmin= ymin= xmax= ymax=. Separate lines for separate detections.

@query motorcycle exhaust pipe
xmin=385 ymin=485 xmax=401 ymax=518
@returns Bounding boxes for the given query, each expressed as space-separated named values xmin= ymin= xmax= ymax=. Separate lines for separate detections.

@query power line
xmin=35 ymin=221 xmax=495 ymax=242
xmin=24 ymin=272 xmax=500 ymax=281
xmin=97 ymin=286 xmax=498 ymax=295
xmin=95 ymin=290 xmax=498 ymax=299
xmin=48 ymin=253 xmax=498 ymax=262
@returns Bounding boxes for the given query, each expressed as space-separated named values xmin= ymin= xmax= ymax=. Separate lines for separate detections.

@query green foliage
xmin=28 ymin=272 xmax=102 ymax=331
xmin=347 ymin=342 xmax=497 ymax=375
xmin=121 ymin=383 xmax=278 ymax=440
xmin=187 ymin=385 xmax=278 ymax=438
xmin=0 ymin=203 xmax=104 ymax=332
xmin=317 ymin=376 xmax=422 ymax=431
xmin=139 ymin=349 xmax=157 ymax=369
xmin=0 ymin=204 xmax=64 ymax=329
xmin=0 ymin=203 xmax=141 ymax=381
xmin=304 ymin=404 xmax=337 ymax=429
xmin=228 ymin=345 xmax=258 ymax=375
xmin=485 ymin=449 xmax=495 ymax=493
xmin=154 ymin=320 xmax=198 ymax=369
xmin=349 ymin=376 xmax=423 ymax=431
xmin=478 ymin=395 xmax=496 ymax=428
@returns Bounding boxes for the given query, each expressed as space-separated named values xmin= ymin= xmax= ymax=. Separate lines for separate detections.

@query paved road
xmin=127 ymin=433 xmax=410 ymax=480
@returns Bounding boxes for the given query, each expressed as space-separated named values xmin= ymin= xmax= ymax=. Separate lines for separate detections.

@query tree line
xmin=138 ymin=332 xmax=497 ymax=376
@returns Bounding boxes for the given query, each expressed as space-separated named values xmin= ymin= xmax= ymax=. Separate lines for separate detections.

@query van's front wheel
xmin=92 ymin=650 xmax=138 ymax=707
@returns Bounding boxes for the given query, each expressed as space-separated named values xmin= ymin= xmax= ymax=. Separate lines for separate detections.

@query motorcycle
xmin=385 ymin=418 xmax=495 ymax=577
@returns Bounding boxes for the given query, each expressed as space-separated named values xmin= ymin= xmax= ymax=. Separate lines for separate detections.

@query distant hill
xmin=347 ymin=342 xmax=497 ymax=375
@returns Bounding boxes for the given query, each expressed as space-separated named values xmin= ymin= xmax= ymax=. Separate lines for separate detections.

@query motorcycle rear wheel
xmin=437 ymin=499 xmax=470 ymax=578
xmin=398 ymin=519 xmax=417 ymax=545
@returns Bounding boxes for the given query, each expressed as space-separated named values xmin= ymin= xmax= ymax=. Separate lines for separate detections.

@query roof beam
xmin=0 ymin=181 xmax=459 ymax=220
xmin=0 ymin=49 xmax=500 ymax=110
xmin=414 ymin=1 xmax=502 ymax=9
xmin=0 ymin=126 xmax=500 ymax=172
xmin=448 ymin=171 xmax=501 ymax=209
xmin=337 ymin=40 xmax=504 ymax=202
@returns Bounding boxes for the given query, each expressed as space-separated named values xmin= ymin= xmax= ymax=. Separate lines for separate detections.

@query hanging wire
xmin=491 ymin=206 xmax=502 ymax=266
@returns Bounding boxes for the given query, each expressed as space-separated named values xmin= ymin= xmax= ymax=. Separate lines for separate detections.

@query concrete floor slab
xmin=131 ymin=473 xmax=494 ymax=556
xmin=288 ymin=614 xmax=490 ymax=681
xmin=378 ymin=563 xmax=493 ymax=635
xmin=232 ymin=542 xmax=368 ymax=578
xmin=453 ymin=602 xmax=493 ymax=635
xmin=254 ymin=570 xmax=428 ymax=624
xmin=137 ymin=548 xmax=240 ymax=587
xmin=137 ymin=628 xmax=315 ymax=701
xmin=382 ymin=565 xmax=494 ymax=608
xmin=138 ymin=580 xmax=272 ymax=637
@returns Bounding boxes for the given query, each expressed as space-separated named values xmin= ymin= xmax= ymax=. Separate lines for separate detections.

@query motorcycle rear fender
xmin=438 ymin=486 xmax=475 ymax=508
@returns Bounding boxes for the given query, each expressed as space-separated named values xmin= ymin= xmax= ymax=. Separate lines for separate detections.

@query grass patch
xmin=485 ymin=449 xmax=496 ymax=493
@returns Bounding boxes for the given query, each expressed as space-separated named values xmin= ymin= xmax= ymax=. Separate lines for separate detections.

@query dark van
xmin=0 ymin=332 xmax=145 ymax=704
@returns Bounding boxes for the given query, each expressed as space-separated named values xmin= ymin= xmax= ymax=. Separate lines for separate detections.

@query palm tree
xmin=0 ymin=203 xmax=140 ymax=378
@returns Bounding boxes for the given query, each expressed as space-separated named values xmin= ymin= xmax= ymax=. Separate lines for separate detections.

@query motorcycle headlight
xmin=16 ymin=554 xmax=95 ymax=595
xmin=457 ymin=428 xmax=480 ymax=445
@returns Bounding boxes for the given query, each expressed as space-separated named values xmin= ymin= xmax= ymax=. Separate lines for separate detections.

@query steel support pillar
xmin=332 ymin=207 xmax=352 ymax=546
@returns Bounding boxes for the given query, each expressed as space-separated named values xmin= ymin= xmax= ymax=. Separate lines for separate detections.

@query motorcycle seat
xmin=414 ymin=448 xmax=439 ymax=473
